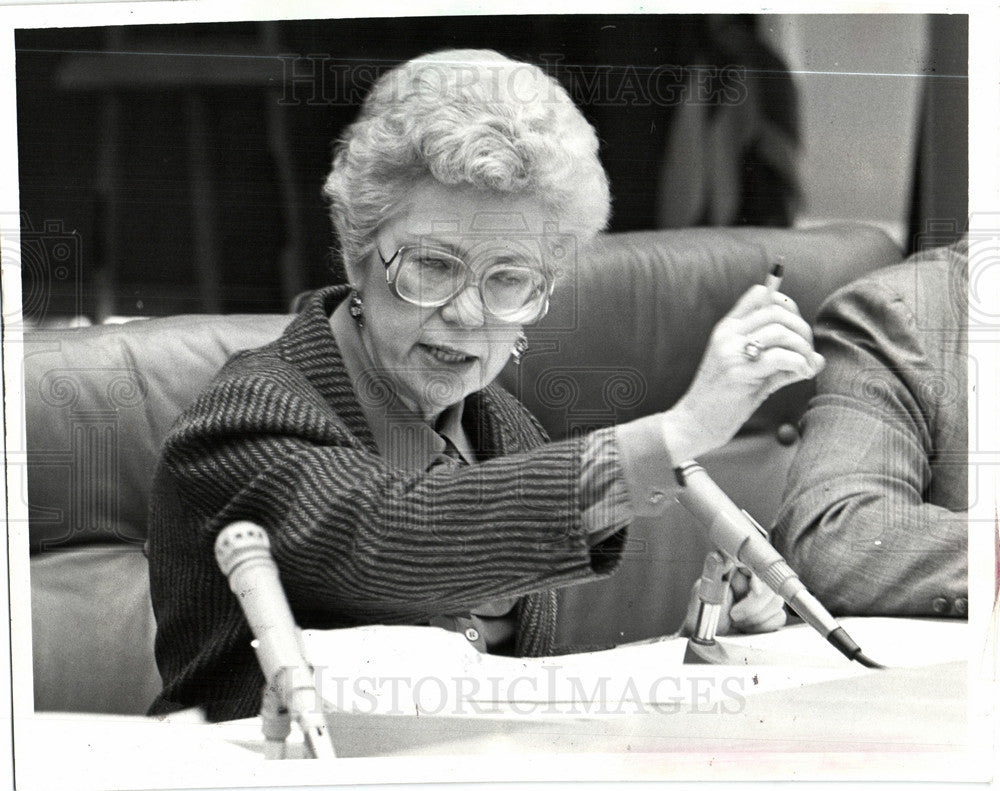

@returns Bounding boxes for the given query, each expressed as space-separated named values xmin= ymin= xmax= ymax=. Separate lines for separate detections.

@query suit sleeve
xmin=771 ymin=280 xmax=967 ymax=616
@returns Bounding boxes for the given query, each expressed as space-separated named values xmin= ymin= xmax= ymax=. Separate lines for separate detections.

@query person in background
xmin=772 ymin=242 xmax=968 ymax=616
xmin=147 ymin=49 xmax=823 ymax=721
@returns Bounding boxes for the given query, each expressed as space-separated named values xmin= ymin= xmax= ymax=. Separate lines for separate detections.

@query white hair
xmin=323 ymin=49 xmax=611 ymax=275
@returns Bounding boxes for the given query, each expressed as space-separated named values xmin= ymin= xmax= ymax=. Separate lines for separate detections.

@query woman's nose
xmin=439 ymin=287 xmax=486 ymax=327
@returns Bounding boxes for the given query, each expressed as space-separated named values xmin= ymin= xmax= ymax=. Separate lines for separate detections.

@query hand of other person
xmin=682 ymin=567 xmax=787 ymax=636
xmin=661 ymin=285 xmax=825 ymax=463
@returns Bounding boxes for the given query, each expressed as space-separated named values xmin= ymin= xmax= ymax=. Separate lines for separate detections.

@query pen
xmin=764 ymin=263 xmax=784 ymax=295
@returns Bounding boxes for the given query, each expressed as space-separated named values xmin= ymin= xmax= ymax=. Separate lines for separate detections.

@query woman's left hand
xmin=683 ymin=567 xmax=787 ymax=636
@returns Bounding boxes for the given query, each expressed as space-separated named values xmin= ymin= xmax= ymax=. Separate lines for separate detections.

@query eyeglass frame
xmin=376 ymin=242 xmax=555 ymax=324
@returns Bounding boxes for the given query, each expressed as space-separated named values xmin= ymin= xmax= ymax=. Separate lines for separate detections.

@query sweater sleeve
xmin=160 ymin=359 xmax=629 ymax=623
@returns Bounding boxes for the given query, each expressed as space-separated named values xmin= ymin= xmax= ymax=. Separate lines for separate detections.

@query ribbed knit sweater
xmin=147 ymin=286 xmax=628 ymax=721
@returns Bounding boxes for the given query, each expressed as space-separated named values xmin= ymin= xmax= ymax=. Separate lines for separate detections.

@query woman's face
xmin=351 ymin=179 xmax=557 ymax=423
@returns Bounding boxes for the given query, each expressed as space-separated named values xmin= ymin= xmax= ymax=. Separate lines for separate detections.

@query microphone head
xmin=214 ymin=521 xmax=273 ymax=577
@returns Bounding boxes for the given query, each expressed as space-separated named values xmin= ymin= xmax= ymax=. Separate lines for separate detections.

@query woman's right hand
xmin=661 ymin=284 xmax=825 ymax=463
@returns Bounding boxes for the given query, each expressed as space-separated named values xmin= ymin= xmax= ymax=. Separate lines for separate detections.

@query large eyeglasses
xmin=379 ymin=243 xmax=553 ymax=324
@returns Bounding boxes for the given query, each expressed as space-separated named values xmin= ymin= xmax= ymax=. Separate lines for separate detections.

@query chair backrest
xmin=23 ymin=223 xmax=900 ymax=712
xmin=502 ymin=224 xmax=897 ymax=436
xmin=24 ymin=313 xmax=292 ymax=554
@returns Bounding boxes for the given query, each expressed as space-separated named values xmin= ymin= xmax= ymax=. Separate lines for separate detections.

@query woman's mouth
xmin=419 ymin=343 xmax=477 ymax=365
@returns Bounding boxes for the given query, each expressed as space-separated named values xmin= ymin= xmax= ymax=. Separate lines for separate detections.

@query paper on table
xmin=300 ymin=618 xmax=968 ymax=718
xmin=723 ymin=616 xmax=970 ymax=667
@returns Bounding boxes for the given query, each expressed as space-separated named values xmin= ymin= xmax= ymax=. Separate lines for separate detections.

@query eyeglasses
xmin=378 ymin=243 xmax=553 ymax=324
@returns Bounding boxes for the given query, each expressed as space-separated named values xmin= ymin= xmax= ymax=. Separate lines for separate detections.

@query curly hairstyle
xmin=323 ymin=49 xmax=611 ymax=277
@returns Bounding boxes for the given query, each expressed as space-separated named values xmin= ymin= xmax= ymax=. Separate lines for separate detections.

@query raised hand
xmin=661 ymin=284 xmax=825 ymax=463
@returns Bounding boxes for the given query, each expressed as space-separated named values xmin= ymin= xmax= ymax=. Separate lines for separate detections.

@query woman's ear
xmin=345 ymin=249 xmax=374 ymax=291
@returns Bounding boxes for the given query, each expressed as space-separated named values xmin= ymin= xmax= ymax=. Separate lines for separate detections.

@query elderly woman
xmin=147 ymin=50 xmax=824 ymax=722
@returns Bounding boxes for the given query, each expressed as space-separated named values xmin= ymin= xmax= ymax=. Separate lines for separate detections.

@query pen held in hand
xmin=764 ymin=263 xmax=784 ymax=295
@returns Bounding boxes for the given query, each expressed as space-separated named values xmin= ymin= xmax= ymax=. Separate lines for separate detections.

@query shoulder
xmin=164 ymin=356 xmax=341 ymax=456
xmin=811 ymin=243 xmax=967 ymax=417
xmin=166 ymin=286 xmax=361 ymax=451
xmin=819 ymin=242 xmax=966 ymax=332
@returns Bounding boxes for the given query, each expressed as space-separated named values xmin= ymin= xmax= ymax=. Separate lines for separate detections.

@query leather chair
xmin=23 ymin=224 xmax=900 ymax=714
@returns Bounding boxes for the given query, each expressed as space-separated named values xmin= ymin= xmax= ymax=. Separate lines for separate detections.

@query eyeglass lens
xmin=394 ymin=248 xmax=547 ymax=318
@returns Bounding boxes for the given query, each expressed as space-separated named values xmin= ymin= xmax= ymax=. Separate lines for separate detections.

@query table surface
xmin=14 ymin=617 xmax=996 ymax=789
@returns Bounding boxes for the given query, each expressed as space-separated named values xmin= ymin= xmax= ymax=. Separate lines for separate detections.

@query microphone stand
xmin=215 ymin=522 xmax=337 ymax=760
xmin=256 ymin=650 xmax=336 ymax=760
xmin=675 ymin=461 xmax=885 ymax=670
xmin=683 ymin=551 xmax=792 ymax=666
xmin=684 ymin=550 xmax=737 ymax=665
xmin=260 ymin=676 xmax=292 ymax=760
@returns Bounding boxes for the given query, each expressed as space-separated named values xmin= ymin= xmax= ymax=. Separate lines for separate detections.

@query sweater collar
xmin=327 ymin=295 xmax=475 ymax=470
xmin=277 ymin=286 xmax=512 ymax=461
xmin=276 ymin=285 xmax=378 ymax=453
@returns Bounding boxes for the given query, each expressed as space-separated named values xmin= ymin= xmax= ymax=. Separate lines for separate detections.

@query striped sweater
xmin=147 ymin=286 xmax=628 ymax=721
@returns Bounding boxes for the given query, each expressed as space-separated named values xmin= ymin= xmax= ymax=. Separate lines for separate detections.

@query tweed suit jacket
xmin=772 ymin=244 xmax=968 ymax=617
xmin=147 ymin=286 xmax=628 ymax=722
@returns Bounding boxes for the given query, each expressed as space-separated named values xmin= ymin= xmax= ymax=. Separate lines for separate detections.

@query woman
xmin=147 ymin=50 xmax=824 ymax=722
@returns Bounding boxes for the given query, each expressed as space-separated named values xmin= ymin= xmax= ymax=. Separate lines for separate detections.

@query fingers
xmin=733 ymin=607 xmax=787 ymax=634
xmin=756 ymin=347 xmax=823 ymax=382
xmin=752 ymin=368 xmax=811 ymax=401
xmin=720 ymin=295 xmax=824 ymax=380
xmin=729 ymin=575 xmax=787 ymax=634
xmin=729 ymin=567 xmax=750 ymax=600
xmin=686 ymin=571 xmax=788 ymax=637
xmin=752 ymin=335 xmax=825 ymax=380
xmin=675 ymin=281 xmax=819 ymax=459
xmin=717 ymin=337 xmax=819 ymax=387
xmin=739 ymin=304 xmax=813 ymax=346
xmin=725 ymin=284 xmax=804 ymax=322
xmin=739 ymin=306 xmax=824 ymax=372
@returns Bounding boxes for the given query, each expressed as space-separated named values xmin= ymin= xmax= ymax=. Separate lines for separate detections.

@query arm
xmin=163 ymin=362 xmax=635 ymax=623
xmin=772 ymin=277 xmax=968 ymax=616
xmin=163 ymin=279 xmax=823 ymax=626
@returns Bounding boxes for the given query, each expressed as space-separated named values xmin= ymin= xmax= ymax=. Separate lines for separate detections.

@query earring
xmin=511 ymin=335 xmax=529 ymax=365
xmin=348 ymin=289 xmax=365 ymax=329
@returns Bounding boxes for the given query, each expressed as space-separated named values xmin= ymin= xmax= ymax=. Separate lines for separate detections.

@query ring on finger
xmin=742 ymin=340 xmax=763 ymax=362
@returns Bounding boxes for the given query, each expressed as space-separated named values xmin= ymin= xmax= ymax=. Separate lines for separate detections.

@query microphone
xmin=215 ymin=522 xmax=337 ymax=759
xmin=674 ymin=461 xmax=883 ymax=668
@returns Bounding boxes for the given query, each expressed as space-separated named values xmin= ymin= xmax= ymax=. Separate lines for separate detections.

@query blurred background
xmin=14 ymin=13 xmax=967 ymax=324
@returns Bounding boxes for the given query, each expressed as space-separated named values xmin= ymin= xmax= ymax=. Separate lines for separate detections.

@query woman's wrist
xmin=659 ymin=404 xmax=711 ymax=464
